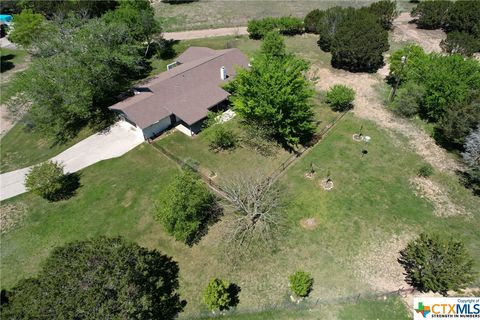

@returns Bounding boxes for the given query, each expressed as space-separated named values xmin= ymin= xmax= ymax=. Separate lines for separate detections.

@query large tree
xmin=1 ymin=237 xmax=186 ymax=319
xmin=9 ymin=15 xmax=150 ymax=141
xmin=155 ymin=169 xmax=216 ymax=245
xmin=232 ymin=34 xmax=315 ymax=147
xmin=330 ymin=9 xmax=389 ymax=72
xmin=398 ymin=233 xmax=476 ymax=295
xmin=221 ymin=173 xmax=284 ymax=251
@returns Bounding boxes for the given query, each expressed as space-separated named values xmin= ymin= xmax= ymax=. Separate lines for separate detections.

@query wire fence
xmin=151 ymin=109 xmax=350 ymax=199
xmin=182 ymin=287 xmax=415 ymax=319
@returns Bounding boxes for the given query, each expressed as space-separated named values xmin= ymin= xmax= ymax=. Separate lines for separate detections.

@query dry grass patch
xmin=410 ymin=176 xmax=469 ymax=218
xmin=0 ymin=203 xmax=27 ymax=234
xmin=299 ymin=217 xmax=319 ymax=230
xmin=354 ymin=233 xmax=413 ymax=292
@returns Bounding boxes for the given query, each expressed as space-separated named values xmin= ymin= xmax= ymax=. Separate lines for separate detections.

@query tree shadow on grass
xmin=1 ymin=54 xmax=15 ymax=73
xmin=48 ymin=173 xmax=82 ymax=202
xmin=187 ymin=201 xmax=224 ymax=246
xmin=227 ymin=283 xmax=241 ymax=309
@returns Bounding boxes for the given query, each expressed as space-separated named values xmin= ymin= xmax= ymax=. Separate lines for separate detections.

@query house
xmin=109 ymin=46 xmax=249 ymax=139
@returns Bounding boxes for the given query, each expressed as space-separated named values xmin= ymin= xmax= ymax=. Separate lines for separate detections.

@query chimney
xmin=220 ymin=66 xmax=227 ymax=80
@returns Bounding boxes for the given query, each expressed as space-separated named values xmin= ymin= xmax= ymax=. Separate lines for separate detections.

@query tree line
xmin=411 ymin=0 xmax=480 ymax=56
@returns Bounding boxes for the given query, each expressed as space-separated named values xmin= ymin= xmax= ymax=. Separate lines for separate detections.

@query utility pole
xmin=390 ymin=55 xmax=406 ymax=102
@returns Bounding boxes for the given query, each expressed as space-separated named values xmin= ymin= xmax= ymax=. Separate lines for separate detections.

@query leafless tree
xmin=220 ymin=173 xmax=284 ymax=252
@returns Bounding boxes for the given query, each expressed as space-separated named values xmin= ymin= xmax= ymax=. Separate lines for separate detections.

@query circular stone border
xmin=353 ymin=134 xmax=364 ymax=142
xmin=304 ymin=172 xmax=315 ymax=180
xmin=320 ymin=179 xmax=334 ymax=190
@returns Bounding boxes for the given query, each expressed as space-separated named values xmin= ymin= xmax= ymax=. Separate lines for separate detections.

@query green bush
xmin=316 ymin=6 xmax=351 ymax=52
xmin=330 ymin=9 xmax=389 ymax=72
xmin=0 ymin=237 xmax=185 ymax=319
xmin=206 ymin=124 xmax=237 ymax=151
xmin=25 ymin=161 xmax=79 ymax=201
xmin=202 ymin=278 xmax=240 ymax=311
xmin=247 ymin=17 xmax=304 ymax=39
xmin=304 ymin=9 xmax=324 ymax=33
xmin=367 ymin=0 xmax=398 ymax=30
xmin=390 ymin=81 xmax=425 ymax=118
xmin=398 ymin=233 xmax=475 ymax=295
xmin=444 ymin=0 xmax=480 ymax=36
xmin=289 ymin=271 xmax=314 ymax=298
xmin=155 ymin=170 xmax=216 ymax=245
xmin=440 ymin=31 xmax=480 ymax=57
xmin=411 ymin=0 xmax=452 ymax=30
xmin=417 ymin=164 xmax=434 ymax=177
xmin=325 ymin=84 xmax=355 ymax=111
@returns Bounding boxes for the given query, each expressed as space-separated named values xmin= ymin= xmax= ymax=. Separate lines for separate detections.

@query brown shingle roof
xmin=109 ymin=47 xmax=249 ymax=128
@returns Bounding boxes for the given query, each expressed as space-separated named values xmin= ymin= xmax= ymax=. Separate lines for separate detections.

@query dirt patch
xmin=299 ymin=217 xmax=318 ymax=230
xmin=355 ymin=233 xmax=412 ymax=292
xmin=122 ymin=190 xmax=135 ymax=207
xmin=0 ymin=203 xmax=27 ymax=234
xmin=410 ymin=176 xmax=468 ymax=217
xmin=391 ymin=13 xmax=446 ymax=53
xmin=0 ymin=105 xmax=15 ymax=136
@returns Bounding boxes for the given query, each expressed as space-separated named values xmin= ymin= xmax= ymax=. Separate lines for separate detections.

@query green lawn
xmin=0 ymin=124 xmax=95 ymax=173
xmin=197 ymin=296 xmax=409 ymax=319
xmin=3 ymin=115 xmax=478 ymax=317
xmin=0 ymin=48 xmax=28 ymax=75
xmin=154 ymin=0 xmax=418 ymax=32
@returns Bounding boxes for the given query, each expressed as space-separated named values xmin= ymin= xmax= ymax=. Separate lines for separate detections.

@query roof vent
xmin=220 ymin=66 xmax=227 ymax=80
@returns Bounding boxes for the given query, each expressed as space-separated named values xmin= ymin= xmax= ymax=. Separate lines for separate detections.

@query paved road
xmin=0 ymin=121 xmax=144 ymax=201
xmin=164 ymin=27 xmax=248 ymax=40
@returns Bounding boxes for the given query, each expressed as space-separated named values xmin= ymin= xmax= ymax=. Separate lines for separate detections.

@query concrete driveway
xmin=0 ymin=121 xmax=144 ymax=201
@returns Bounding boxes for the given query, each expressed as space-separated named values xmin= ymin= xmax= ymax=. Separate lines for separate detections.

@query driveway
xmin=164 ymin=26 xmax=248 ymax=40
xmin=0 ymin=121 xmax=144 ymax=201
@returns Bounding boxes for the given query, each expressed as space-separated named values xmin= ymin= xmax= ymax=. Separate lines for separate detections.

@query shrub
xmin=330 ymin=10 xmax=389 ymax=72
xmin=207 ymin=125 xmax=237 ymax=151
xmin=304 ymin=9 xmax=324 ymax=33
xmin=203 ymin=278 xmax=240 ymax=312
xmin=367 ymin=0 xmax=398 ymax=30
xmin=440 ymin=31 xmax=480 ymax=57
xmin=289 ymin=271 xmax=314 ymax=298
xmin=155 ymin=170 xmax=216 ymax=245
xmin=316 ymin=6 xmax=351 ymax=52
xmin=398 ymin=233 xmax=475 ymax=295
xmin=261 ymin=31 xmax=286 ymax=57
xmin=0 ymin=237 xmax=186 ymax=319
xmin=390 ymin=81 xmax=425 ymax=118
xmin=25 ymin=161 xmax=79 ymax=201
xmin=247 ymin=17 xmax=304 ymax=39
xmin=411 ymin=0 xmax=452 ymax=30
xmin=444 ymin=0 xmax=480 ymax=36
xmin=325 ymin=84 xmax=355 ymax=111
xmin=417 ymin=164 xmax=434 ymax=177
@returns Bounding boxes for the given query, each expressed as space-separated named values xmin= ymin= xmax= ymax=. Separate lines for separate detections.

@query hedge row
xmin=247 ymin=17 xmax=304 ymax=39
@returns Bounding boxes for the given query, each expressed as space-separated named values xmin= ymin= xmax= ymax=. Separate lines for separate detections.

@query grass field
xmin=0 ymin=124 xmax=95 ymax=173
xmin=3 ymin=114 xmax=478 ymax=317
xmin=1 ymin=33 xmax=478 ymax=319
xmin=154 ymin=0 xmax=416 ymax=32
xmin=197 ymin=296 xmax=410 ymax=319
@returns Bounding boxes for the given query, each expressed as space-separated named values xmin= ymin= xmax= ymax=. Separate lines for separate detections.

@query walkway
xmin=0 ymin=121 xmax=144 ymax=201
xmin=164 ymin=26 xmax=247 ymax=40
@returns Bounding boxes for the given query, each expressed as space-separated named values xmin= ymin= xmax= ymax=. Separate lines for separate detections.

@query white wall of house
xmin=142 ymin=116 xmax=172 ymax=139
